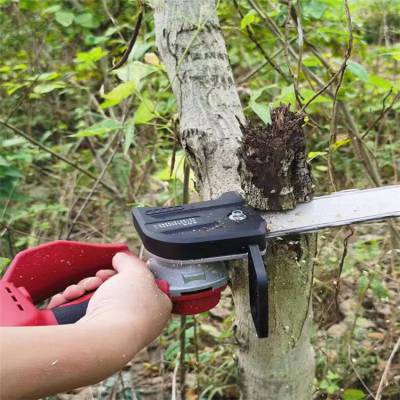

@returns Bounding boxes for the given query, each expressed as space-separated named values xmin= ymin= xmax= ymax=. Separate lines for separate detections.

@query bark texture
xmin=153 ymin=1 xmax=316 ymax=399
xmin=238 ymin=105 xmax=313 ymax=210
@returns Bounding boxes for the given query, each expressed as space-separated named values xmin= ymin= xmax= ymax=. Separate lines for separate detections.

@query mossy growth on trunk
xmin=237 ymin=104 xmax=313 ymax=210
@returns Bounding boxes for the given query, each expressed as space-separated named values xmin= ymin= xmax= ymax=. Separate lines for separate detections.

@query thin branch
xmin=101 ymin=0 xmax=125 ymax=41
xmin=294 ymin=0 xmax=304 ymax=100
xmin=0 ymin=118 xmax=119 ymax=196
xmin=178 ymin=161 xmax=191 ymax=399
xmin=233 ymin=0 xmax=290 ymax=83
xmin=66 ymin=134 xmax=121 ymax=239
xmin=237 ymin=42 xmax=294 ymax=84
xmin=361 ymin=90 xmax=400 ymax=139
xmin=328 ymin=0 xmax=353 ymax=191
xmin=5 ymin=74 xmax=41 ymax=124
xmin=110 ymin=6 xmax=144 ymax=71
xmin=347 ymin=345 xmax=376 ymax=399
xmin=334 ymin=227 xmax=354 ymax=321
xmin=179 ymin=316 xmax=186 ymax=400
xmin=300 ymin=68 xmax=345 ymax=112
xmin=283 ymin=1 xmax=302 ymax=107
xmin=375 ymin=337 xmax=400 ymax=400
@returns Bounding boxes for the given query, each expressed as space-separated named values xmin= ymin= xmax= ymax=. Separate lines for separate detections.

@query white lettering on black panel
xmin=154 ymin=217 xmax=197 ymax=230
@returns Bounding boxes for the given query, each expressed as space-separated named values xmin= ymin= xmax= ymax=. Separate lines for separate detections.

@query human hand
xmin=49 ymin=252 xmax=171 ymax=351
xmin=0 ymin=254 xmax=171 ymax=400
xmin=47 ymin=269 xmax=116 ymax=309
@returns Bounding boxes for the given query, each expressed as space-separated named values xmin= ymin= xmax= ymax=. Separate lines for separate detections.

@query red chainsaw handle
xmin=51 ymin=292 xmax=94 ymax=325
xmin=50 ymin=280 xmax=170 ymax=325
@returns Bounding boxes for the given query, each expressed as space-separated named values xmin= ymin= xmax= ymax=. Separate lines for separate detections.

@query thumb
xmin=112 ymin=252 xmax=147 ymax=274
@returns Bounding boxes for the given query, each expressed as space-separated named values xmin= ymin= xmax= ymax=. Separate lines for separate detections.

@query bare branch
xmin=327 ymin=0 xmax=353 ymax=190
xmin=110 ymin=7 xmax=144 ymax=71
xmin=375 ymin=337 xmax=400 ymax=400
xmin=0 ymin=118 xmax=120 ymax=196
xmin=362 ymin=90 xmax=400 ymax=139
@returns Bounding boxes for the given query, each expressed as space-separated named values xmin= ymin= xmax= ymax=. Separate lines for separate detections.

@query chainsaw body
xmin=2 ymin=186 xmax=398 ymax=337
xmin=0 ymin=241 xmax=227 ymax=327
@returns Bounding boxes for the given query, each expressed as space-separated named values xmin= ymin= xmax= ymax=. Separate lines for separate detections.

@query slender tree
xmin=153 ymin=1 xmax=316 ymax=398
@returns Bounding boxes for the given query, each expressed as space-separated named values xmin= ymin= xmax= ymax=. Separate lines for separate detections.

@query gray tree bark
xmin=153 ymin=1 xmax=316 ymax=399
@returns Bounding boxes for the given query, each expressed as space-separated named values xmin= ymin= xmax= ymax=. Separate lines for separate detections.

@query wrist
xmin=77 ymin=312 xmax=143 ymax=361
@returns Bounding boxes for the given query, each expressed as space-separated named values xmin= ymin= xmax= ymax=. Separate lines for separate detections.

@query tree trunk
xmin=153 ymin=1 xmax=316 ymax=399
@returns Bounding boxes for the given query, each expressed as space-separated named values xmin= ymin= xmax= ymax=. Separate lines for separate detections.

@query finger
xmin=96 ymin=269 xmax=116 ymax=281
xmin=112 ymin=252 xmax=148 ymax=274
xmin=63 ymin=284 xmax=85 ymax=300
xmin=78 ymin=276 xmax=103 ymax=291
xmin=47 ymin=293 xmax=67 ymax=309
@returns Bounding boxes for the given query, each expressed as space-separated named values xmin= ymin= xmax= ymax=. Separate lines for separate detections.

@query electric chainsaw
xmin=1 ymin=185 xmax=399 ymax=338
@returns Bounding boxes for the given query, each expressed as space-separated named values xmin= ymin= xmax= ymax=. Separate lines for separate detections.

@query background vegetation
xmin=0 ymin=0 xmax=399 ymax=399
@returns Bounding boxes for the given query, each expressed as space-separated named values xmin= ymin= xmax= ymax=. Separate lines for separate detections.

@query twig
xmin=300 ymin=68 xmax=346 ymax=112
xmin=294 ymin=0 xmax=304 ymax=100
xmin=5 ymin=74 xmax=41 ymax=124
xmin=178 ymin=163 xmax=191 ymax=399
xmin=233 ymin=0 xmax=290 ymax=83
xmin=327 ymin=0 xmax=353 ymax=191
xmin=171 ymin=354 xmax=180 ymax=400
xmin=65 ymin=135 xmax=121 ymax=239
xmin=110 ymin=5 xmax=144 ymax=71
xmin=283 ymin=0 xmax=302 ymax=107
xmin=334 ymin=227 xmax=354 ymax=321
xmin=193 ymin=316 xmax=201 ymax=397
xmin=237 ymin=43 xmax=293 ymax=84
xmin=101 ymin=0 xmax=125 ymax=41
xmin=179 ymin=316 xmax=186 ymax=400
xmin=0 ymin=118 xmax=119 ymax=196
xmin=347 ymin=345 xmax=376 ymax=399
xmin=361 ymin=90 xmax=399 ymax=139
xmin=375 ymin=337 xmax=400 ymax=400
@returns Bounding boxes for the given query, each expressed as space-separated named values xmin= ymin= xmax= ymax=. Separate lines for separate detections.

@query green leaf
xmin=357 ymin=275 xmax=369 ymax=295
xmin=347 ymin=61 xmax=369 ymax=82
xmin=370 ymin=278 xmax=389 ymax=299
xmin=367 ymin=75 xmax=393 ymax=91
xmin=343 ymin=389 xmax=365 ymax=400
xmin=302 ymin=88 xmax=331 ymax=104
xmin=42 ymin=5 xmax=61 ymax=14
xmin=55 ymin=10 xmax=74 ymax=27
xmin=240 ymin=10 xmax=260 ymax=30
xmin=101 ymin=81 xmax=136 ymax=108
xmin=392 ymin=51 xmax=400 ymax=61
xmin=37 ymin=72 xmax=60 ymax=81
xmin=250 ymin=101 xmax=271 ymax=125
xmin=72 ymin=119 xmax=122 ymax=137
xmin=2 ymin=138 xmax=26 ymax=147
xmin=331 ymin=138 xmax=352 ymax=151
xmin=123 ymin=122 xmax=135 ymax=155
xmin=304 ymin=1 xmax=328 ymax=19
xmin=113 ymin=61 xmax=158 ymax=90
xmin=0 ymin=257 xmax=10 ymax=275
xmin=75 ymin=47 xmax=108 ymax=63
xmin=326 ymin=370 xmax=339 ymax=380
xmin=308 ymin=151 xmax=327 ymax=160
xmin=134 ymin=98 xmax=155 ymax=124
xmin=0 ymin=155 xmax=10 ymax=167
xmin=75 ymin=13 xmax=98 ymax=28
xmin=33 ymin=81 xmax=66 ymax=94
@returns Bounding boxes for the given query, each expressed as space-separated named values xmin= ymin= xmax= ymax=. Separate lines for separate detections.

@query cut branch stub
xmin=238 ymin=104 xmax=313 ymax=210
